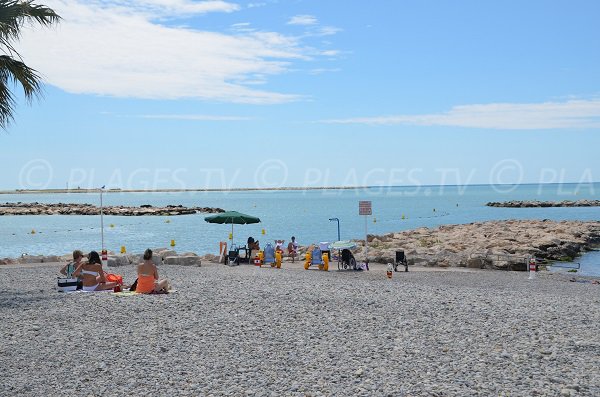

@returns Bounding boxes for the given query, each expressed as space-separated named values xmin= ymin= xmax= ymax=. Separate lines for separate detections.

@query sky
xmin=2 ymin=0 xmax=600 ymax=190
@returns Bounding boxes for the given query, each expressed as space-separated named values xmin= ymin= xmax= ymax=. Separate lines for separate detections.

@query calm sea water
xmin=1 ymin=184 xmax=598 ymax=275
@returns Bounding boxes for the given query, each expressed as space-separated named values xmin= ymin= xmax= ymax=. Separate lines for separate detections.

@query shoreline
xmin=3 ymin=219 xmax=600 ymax=273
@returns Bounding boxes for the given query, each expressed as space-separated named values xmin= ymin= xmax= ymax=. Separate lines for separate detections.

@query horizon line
xmin=1 ymin=181 xmax=598 ymax=195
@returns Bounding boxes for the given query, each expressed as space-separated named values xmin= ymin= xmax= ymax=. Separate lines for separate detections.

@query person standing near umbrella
xmin=205 ymin=211 xmax=261 ymax=262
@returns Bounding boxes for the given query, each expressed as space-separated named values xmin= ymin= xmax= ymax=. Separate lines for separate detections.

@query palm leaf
xmin=0 ymin=1 xmax=60 ymax=54
xmin=0 ymin=1 xmax=60 ymax=129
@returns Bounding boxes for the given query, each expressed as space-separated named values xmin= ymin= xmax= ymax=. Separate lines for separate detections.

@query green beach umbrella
xmin=331 ymin=240 xmax=357 ymax=250
xmin=204 ymin=211 xmax=261 ymax=245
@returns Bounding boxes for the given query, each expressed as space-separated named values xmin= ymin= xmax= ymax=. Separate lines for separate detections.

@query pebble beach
xmin=1 ymin=261 xmax=598 ymax=396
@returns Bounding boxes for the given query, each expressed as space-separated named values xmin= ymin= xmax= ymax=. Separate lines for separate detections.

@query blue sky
xmin=2 ymin=0 xmax=600 ymax=190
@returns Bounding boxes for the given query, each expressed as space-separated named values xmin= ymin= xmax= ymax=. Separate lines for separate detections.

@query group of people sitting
xmin=60 ymin=248 xmax=169 ymax=293
xmin=247 ymin=236 xmax=300 ymax=262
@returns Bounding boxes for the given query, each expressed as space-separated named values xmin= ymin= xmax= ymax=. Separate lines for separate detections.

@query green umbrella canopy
xmin=204 ymin=211 xmax=261 ymax=225
xmin=331 ymin=240 xmax=357 ymax=250
xmin=204 ymin=211 xmax=261 ymax=246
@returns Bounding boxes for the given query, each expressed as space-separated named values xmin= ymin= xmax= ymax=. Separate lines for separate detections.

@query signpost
xmin=359 ymin=201 xmax=372 ymax=266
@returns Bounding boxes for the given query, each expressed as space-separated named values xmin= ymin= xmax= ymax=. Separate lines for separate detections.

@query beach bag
xmin=105 ymin=273 xmax=123 ymax=285
xmin=57 ymin=277 xmax=79 ymax=292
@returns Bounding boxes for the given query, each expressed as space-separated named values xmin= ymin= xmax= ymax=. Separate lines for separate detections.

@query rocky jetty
xmin=487 ymin=199 xmax=600 ymax=208
xmin=355 ymin=220 xmax=600 ymax=270
xmin=0 ymin=202 xmax=225 ymax=216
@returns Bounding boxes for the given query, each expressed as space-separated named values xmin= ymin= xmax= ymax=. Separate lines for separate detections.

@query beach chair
xmin=263 ymin=243 xmax=281 ymax=268
xmin=227 ymin=244 xmax=240 ymax=266
xmin=304 ymin=245 xmax=329 ymax=271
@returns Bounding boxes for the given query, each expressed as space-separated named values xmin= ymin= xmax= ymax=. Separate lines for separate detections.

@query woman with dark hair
xmin=72 ymin=251 xmax=117 ymax=291
xmin=136 ymin=249 xmax=169 ymax=294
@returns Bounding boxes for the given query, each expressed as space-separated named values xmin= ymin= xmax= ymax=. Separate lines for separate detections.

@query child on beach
xmin=136 ymin=249 xmax=169 ymax=294
xmin=72 ymin=251 xmax=117 ymax=292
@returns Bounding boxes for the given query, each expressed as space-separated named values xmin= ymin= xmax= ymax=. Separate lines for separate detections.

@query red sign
xmin=359 ymin=201 xmax=372 ymax=215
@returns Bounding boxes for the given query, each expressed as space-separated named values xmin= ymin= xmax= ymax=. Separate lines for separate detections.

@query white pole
xmin=100 ymin=188 xmax=104 ymax=251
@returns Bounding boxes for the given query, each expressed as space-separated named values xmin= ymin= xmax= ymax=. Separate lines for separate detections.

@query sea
xmin=1 ymin=183 xmax=599 ymax=276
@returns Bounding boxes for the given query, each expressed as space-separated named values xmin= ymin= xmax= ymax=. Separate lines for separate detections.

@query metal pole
xmin=329 ymin=218 xmax=340 ymax=241
xmin=100 ymin=187 xmax=104 ymax=251
xmin=364 ymin=215 xmax=368 ymax=264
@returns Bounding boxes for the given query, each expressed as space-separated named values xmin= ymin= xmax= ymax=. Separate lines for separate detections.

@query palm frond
xmin=0 ymin=1 xmax=61 ymax=51
xmin=0 ymin=1 xmax=60 ymax=130
xmin=0 ymin=79 xmax=16 ymax=129
xmin=0 ymin=54 xmax=41 ymax=101
xmin=0 ymin=54 xmax=42 ymax=129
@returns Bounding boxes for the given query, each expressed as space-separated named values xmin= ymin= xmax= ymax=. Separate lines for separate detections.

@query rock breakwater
xmin=0 ymin=202 xmax=225 ymax=216
xmin=359 ymin=220 xmax=600 ymax=270
xmin=487 ymin=199 xmax=600 ymax=208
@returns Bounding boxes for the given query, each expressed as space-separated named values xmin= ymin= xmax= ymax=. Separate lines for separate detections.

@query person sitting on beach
xmin=60 ymin=250 xmax=84 ymax=289
xmin=72 ymin=251 xmax=117 ymax=292
xmin=275 ymin=239 xmax=285 ymax=252
xmin=247 ymin=236 xmax=260 ymax=250
xmin=60 ymin=250 xmax=83 ymax=278
xmin=287 ymin=236 xmax=298 ymax=262
xmin=136 ymin=249 xmax=169 ymax=294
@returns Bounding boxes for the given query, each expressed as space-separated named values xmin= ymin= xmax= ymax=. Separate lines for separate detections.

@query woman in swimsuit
xmin=136 ymin=249 xmax=169 ymax=294
xmin=72 ymin=251 xmax=117 ymax=292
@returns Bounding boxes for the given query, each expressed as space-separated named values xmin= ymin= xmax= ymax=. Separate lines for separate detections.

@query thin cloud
xmin=138 ymin=114 xmax=254 ymax=121
xmin=309 ymin=68 xmax=341 ymax=75
xmin=321 ymin=99 xmax=600 ymax=130
xmin=288 ymin=14 xmax=318 ymax=26
xmin=19 ymin=0 xmax=332 ymax=104
xmin=95 ymin=0 xmax=240 ymax=17
xmin=247 ymin=2 xmax=267 ymax=8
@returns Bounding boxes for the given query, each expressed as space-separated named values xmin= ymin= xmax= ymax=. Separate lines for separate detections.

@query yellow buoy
xmin=261 ymin=228 xmax=266 ymax=235
xmin=31 ymin=229 xmax=36 ymax=234
xmin=120 ymin=246 xmax=126 ymax=254
xmin=165 ymin=219 xmax=171 ymax=223
xmin=170 ymin=239 xmax=176 ymax=247
xmin=110 ymin=224 xmax=115 ymax=228
xmin=401 ymin=214 xmax=405 ymax=220
xmin=229 ymin=232 xmax=233 ymax=240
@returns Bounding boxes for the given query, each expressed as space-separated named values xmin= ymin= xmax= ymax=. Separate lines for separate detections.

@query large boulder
xmin=466 ymin=257 xmax=484 ymax=269
xmin=163 ymin=256 xmax=179 ymax=265
xmin=200 ymin=254 xmax=219 ymax=263
xmin=163 ymin=256 xmax=201 ymax=266
xmin=42 ymin=255 xmax=61 ymax=263
xmin=19 ymin=255 xmax=44 ymax=264
xmin=107 ymin=255 xmax=130 ymax=267
xmin=178 ymin=256 xmax=202 ymax=267
xmin=128 ymin=253 xmax=161 ymax=266
xmin=158 ymin=250 xmax=177 ymax=260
